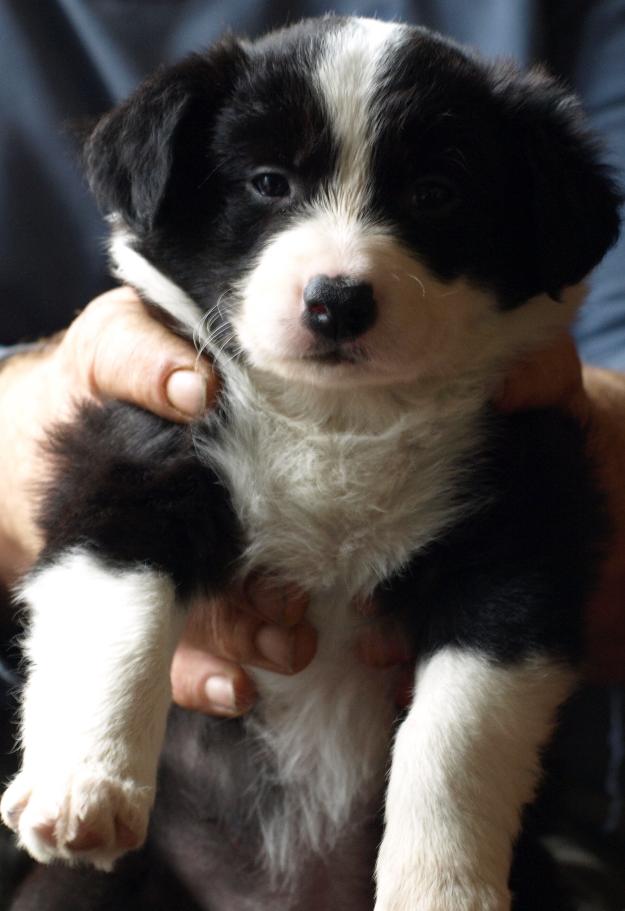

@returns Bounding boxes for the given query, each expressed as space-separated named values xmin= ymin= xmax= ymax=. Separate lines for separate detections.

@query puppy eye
xmin=412 ymin=179 xmax=458 ymax=215
xmin=251 ymin=172 xmax=291 ymax=199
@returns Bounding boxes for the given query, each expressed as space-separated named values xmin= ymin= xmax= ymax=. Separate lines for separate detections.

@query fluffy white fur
xmin=315 ymin=19 xmax=405 ymax=215
xmin=375 ymin=650 xmax=575 ymax=911
xmin=1 ymin=551 xmax=182 ymax=870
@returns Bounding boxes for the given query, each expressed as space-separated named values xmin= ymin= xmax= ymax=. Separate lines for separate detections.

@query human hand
xmin=496 ymin=331 xmax=588 ymax=419
xmin=172 ymin=575 xmax=317 ymax=716
xmin=0 ymin=287 xmax=316 ymax=716
xmin=0 ymin=286 xmax=218 ymax=577
xmin=496 ymin=319 xmax=625 ymax=684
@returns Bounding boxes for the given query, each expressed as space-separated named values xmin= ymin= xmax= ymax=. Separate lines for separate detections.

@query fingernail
xmin=255 ymin=624 xmax=317 ymax=672
xmin=166 ymin=369 xmax=207 ymax=417
xmin=204 ymin=675 xmax=237 ymax=712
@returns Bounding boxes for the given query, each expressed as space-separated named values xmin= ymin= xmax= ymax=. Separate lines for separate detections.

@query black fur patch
xmin=38 ymin=402 xmax=242 ymax=599
xmin=377 ymin=408 xmax=607 ymax=664
xmin=370 ymin=30 xmax=621 ymax=304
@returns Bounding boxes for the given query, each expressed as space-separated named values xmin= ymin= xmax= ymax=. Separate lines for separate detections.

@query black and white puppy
xmin=1 ymin=15 xmax=621 ymax=911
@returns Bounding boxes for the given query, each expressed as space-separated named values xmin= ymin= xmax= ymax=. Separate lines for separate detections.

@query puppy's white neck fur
xmin=219 ymin=361 xmax=486 ymax=445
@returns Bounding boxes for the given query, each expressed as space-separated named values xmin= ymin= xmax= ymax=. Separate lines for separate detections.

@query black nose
xmin=303 ymin=276 xmax=376 ymax=343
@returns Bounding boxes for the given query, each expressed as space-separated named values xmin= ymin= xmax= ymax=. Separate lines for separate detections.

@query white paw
xmin=1 ymin=766 xmax=153 ymax=870
xmin=375 ymin=877 xmax=510 ymax=911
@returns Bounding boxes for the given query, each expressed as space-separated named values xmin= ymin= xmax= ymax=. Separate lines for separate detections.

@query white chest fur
xmin=194 ymin=365 xmax=486 ymax=881
xmin=202 ymin=366 xmax=484 ymax=591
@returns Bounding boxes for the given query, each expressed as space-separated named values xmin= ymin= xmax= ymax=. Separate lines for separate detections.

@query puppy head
xmin=86 ymin=17 xmax=621 ymax=390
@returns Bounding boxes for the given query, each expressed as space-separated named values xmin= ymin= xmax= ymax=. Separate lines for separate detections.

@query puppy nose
xmin=303 ymin=275 xmax=376 ymax=342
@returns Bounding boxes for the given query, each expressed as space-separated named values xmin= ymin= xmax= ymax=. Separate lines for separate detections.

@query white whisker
xmin=406 ymin=272 xmax=426 ymax=297
xmin=194 ymin=289 xmax=237 ymax=364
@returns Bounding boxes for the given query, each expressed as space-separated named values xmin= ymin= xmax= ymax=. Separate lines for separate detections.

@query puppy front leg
xmin=1 ymin=549 xmax=183 ymax=870
xmin=0 ymin=400 xmax=240 ymax=868
xmin=375 ymin=647 xmax=575 ymax=911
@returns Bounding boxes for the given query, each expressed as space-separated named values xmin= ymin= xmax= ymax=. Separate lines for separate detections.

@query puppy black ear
xmin=493 ymin=65 xmax=622 ymax=298
xmin=84 ymin=40 xmax=245 ymax=233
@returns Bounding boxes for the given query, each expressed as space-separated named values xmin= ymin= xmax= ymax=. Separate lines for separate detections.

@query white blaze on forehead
xmin=315 ymin=18 xmax=405 ymax=213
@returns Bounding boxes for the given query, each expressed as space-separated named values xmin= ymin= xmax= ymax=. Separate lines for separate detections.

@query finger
xmin=62 ymin=287 xmax=219 ymax=422
xmin=172 ymin=614 xmax=318 ymax=717
xmin=243 ymin=573 xmax=309 ymax=625
xmin=496 ymin=332 xmax=585 ymax=416
xmin=170 ymin=642 xmax=257 ymax=716
xmin=183 ymin=599 xmax=318 ymax=675
xmin=254 ymin=621 xmax=318 ymax=673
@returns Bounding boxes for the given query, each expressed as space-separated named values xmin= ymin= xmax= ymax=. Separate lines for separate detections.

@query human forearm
xmin=0 ymin=346 xmax=56 ymax=582
xmin=497 ymin=327 xmax=625 ymax=682
xmin=582 ymin=365 xmax=625 ymax=680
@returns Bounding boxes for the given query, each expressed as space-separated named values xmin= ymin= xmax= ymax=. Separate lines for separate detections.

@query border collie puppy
xmin=1 ymin=15 xmax=621 ymax=911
